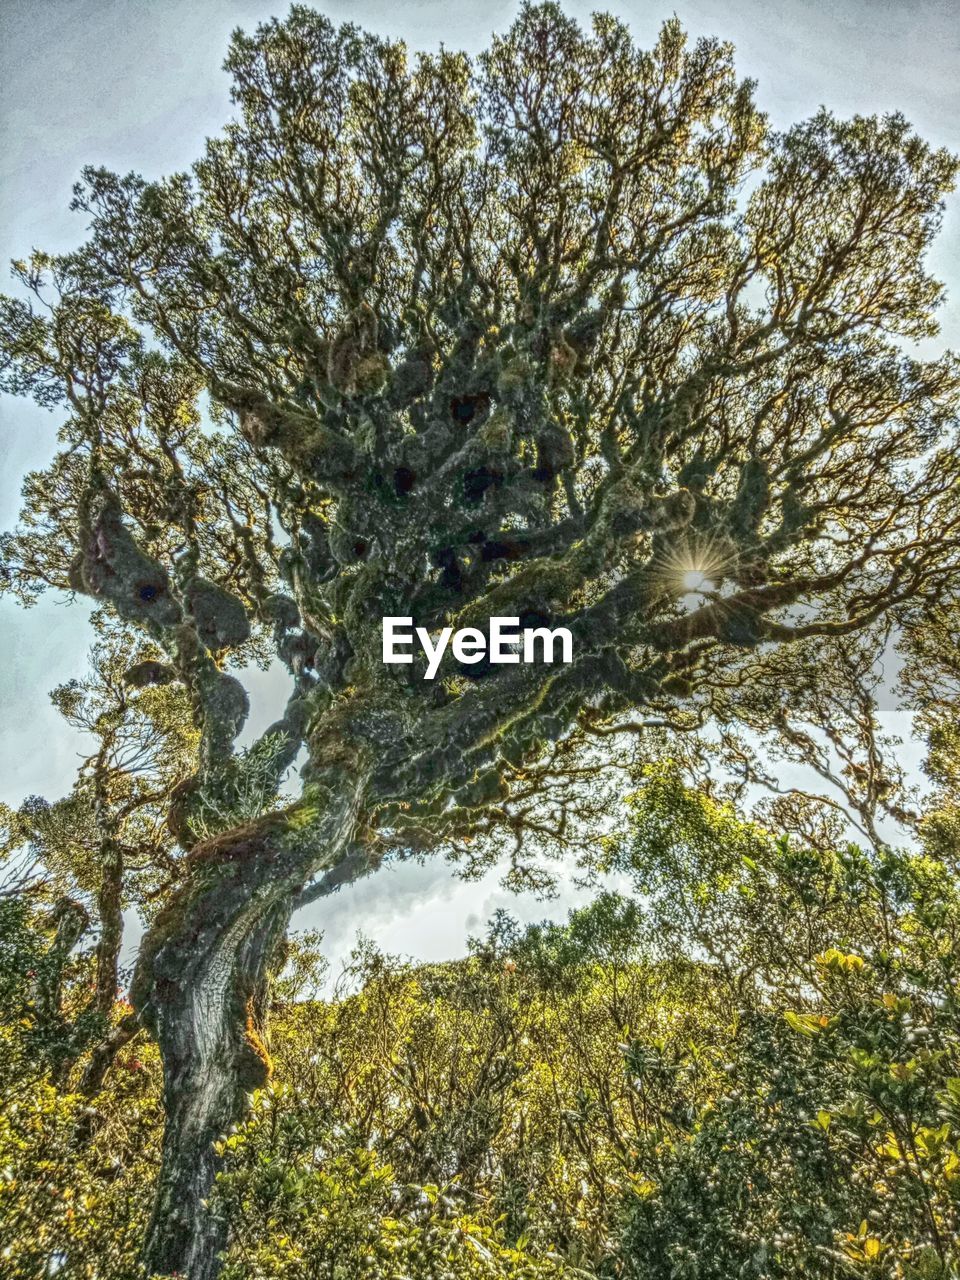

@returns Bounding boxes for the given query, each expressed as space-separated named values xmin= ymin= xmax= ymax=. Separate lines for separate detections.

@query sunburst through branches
xmin=652 ymin=533 xmax=736 ymax=605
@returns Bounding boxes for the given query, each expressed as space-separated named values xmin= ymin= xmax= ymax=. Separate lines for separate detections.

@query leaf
xmin=784 ymin=1011 xmax=823 ymax=1037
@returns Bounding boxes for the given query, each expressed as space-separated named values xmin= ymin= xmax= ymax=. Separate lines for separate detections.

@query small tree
xmin=2 ymin=4 xmax=959 ymax=1273
xmin=0 ymin=634 xmax=195 ymax=1093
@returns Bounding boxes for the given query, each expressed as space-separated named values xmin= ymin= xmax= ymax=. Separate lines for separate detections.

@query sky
xmin=1 ymin=0 xmax=958 ymax=973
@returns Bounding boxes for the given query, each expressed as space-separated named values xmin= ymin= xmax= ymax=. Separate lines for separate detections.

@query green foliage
xmin=213 ymin=1087 xmax=572 ymax=1280
xmin=0 ymin=894 xmax=56 ymax=1082
xmin=261 ymin=913 xmax=725 ymax=1272
xmin=0 ymin=1043 xmax=161 ymax=1279
xmin=0 ymin=762 xmax=958 ymax=1278
xmin=608 ymin=767 xmax=960 ymax=1278
xmin=0 ymin=894 xmax=109 ymax=1086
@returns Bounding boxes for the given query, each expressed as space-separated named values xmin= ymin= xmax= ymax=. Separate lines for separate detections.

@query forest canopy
xmin=2 ymin=765 xmax=959 ymax=1277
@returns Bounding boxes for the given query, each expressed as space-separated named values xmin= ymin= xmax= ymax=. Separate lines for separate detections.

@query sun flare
xmin=681 ymin=568 xmax=713 ymax=593
xmin=652 ymin=534 xmax=736 ymax=599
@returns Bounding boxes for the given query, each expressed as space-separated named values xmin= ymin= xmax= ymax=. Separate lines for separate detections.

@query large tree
xmin=2 ymin=3 xmax=959 ymax=1273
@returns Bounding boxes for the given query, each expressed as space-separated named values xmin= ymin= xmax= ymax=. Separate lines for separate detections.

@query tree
xmin=1 ymin=3 xmax=958 ymax=1273
xmin=606 ymin=765 xmax=960 ymax=1278
xmin=0 ymin=634 xmax=196 ymax=1094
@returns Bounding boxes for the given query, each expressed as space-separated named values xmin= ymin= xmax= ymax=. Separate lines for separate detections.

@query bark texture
xmin=131 ymin=771 xmax=365 ymax=1279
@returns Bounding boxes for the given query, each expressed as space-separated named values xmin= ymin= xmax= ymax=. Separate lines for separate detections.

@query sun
xmin=651 ymin=533 xmax=735 ymax=600
xmin=681 ymin=567 xmax=713 ymax=593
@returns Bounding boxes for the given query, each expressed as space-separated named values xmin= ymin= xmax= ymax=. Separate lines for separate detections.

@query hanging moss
xmin=263 ymin=593 xmax=300 ymax=633
xmin=730 ymin=457 xmax=770 ymax=537
xmin=476 ymin=406 xmax=513 ymax=455
xmin=67 ymin=551 xmax=85 ymax=593
xmin=237 ymin=995 xmax=273 ymax=1088
xmin=353 ymin=352 xmax=390 ymax=395
xmin=79 ymin=493 xmax=180 ymax=627
xmin=123 ymin=659 xmax=176 ymax=687
xmin=259 ymin=699 xmax=309 ymax=775
xmin=184 ymin=578 xmax=251 ymax=651
xmin=564 ymin=308 xmax=604 ymax=354
xmin=717 ymin=604 xmax=763 ymax=648
xmin=535 ymin=423 xmax=575 ymax=477
xmin=548 ymin=335 xmax=578 ymax=380
xmin=647 ymin=487 xmax=696 ymax=532
xmin=678 ymin=451 xmax=714 ymax=492
xmin=598 ymin=481 xmax=696 ymax=545
xmin=389 ymin=347 xmax=435 ymax=404
xmin=780 ymin=488 xmax=811 ymax=534
xmin=327 ymin=331 xmax=361 ymax=393
xmin=203 ymin=674 xmax=250 ymax=759
xmin=167 ymin=774 xmax=201 ymax=847
xmin=278 ymin=630 xmax=318 ymax=676
xmin=235 ymin=394 xmax=358 ymax=480
xmin=326 ymin=304 xmax=381 ymax=395
xmin=496 ymin=354 xmax=536 ymax=397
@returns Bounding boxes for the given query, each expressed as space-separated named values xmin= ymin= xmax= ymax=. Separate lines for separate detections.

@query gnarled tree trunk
xmin=131 ymin=770 xmax=365 ymax=1280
